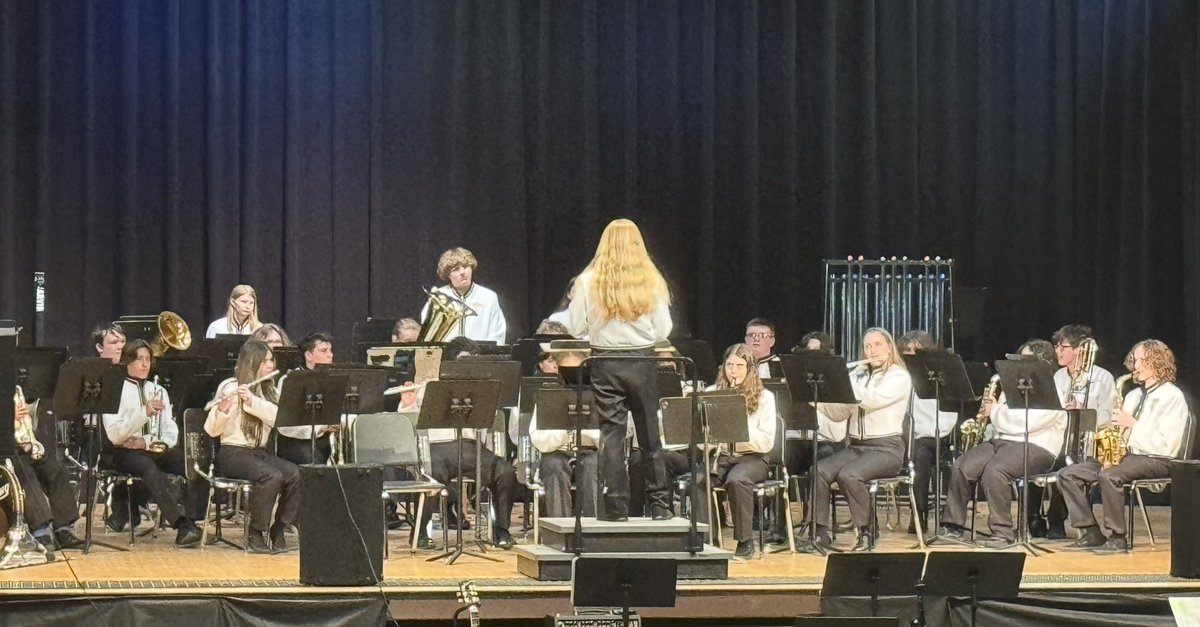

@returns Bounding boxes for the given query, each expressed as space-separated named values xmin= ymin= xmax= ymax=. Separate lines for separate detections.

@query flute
xmin=204 ymin=370 xmax=281 ymax=411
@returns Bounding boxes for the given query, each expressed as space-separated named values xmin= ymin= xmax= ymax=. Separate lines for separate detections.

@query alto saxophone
xmin=960 ymin=374 xmax=1000 ymax=452
xmin=13 ymin=386 xmax=45 ymax=461
xmin=1094 ymin=374 xmax=1133 ymax=469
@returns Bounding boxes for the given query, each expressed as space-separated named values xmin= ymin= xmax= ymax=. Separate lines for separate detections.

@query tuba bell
xmin=417 ymin=287 xmax=476 ymax=343
xmin=150 ymin=311 xmax=192 ymax=357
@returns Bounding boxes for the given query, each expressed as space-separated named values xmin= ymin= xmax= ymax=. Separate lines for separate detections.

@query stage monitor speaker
xmin=299 ymin=464 xmax=384 ymax=586
xmin=1171 ymin=460 xmax=1200 ymax=578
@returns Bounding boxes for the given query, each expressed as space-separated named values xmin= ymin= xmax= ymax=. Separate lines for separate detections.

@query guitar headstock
xmin=457 ymin=580 xmax=479 ymax=606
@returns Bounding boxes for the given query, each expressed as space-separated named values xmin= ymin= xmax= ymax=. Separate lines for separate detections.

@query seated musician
xmin=274 ymin=332 xmax=336 ymax=465
xmin=793 ymin=330 xmax=833 ymax=354
xmin=251 ymin=323 xmax=292 ymax=348
xmin=898 ymin=330 xmax=958 ymax=535
xmin=939 ymin=340 xmax=1067 ymax=548
xmin=1030 ymin=324 xmax=1116 ymax=539
xmin=422 ymin=247 xmax=507 ymax=343
xmin=745 ymin=318 xmax=781 ymax=379
xmin=101 ymin=340 xmax=205 ymax=548
xmin=205 ymin=284 xmax=263 ymax=338
xmin=533 ymin=320 xmax=572 ymax=375
xmin=93 ymin=322 xmax=127 ymax=363
xmin=804 ymin=328 xmax=911 ymax=552
xmin=1058 ymin=340 xmax=1189 ymax=553
xmin=205 ymin=339 xmax=297 ymax=554
xmin=391 ymin=318 xmax=421 ymax=344
xmin=11 ymin=390 xmax=80 ymax=549
xmin=416 ymin=342 xmax=519 ymax=550
xmin=691 ymin=344 xmax=777 ymax=558
xmin=529 ymin=348 xmax=599 ymax=518
xmin=785 ymin=333 xmax=847 ymax=488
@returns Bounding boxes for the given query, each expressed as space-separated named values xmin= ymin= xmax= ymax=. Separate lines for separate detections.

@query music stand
xmin=571 ymin=556 xmax=677 ymax=627
xmin=151 ymin=356 xmax=209 ymax=410
xmin=193 ymin=337 xmax=248 ymax=370
xmin=417 ymin=379 xmax=502 ymax=564
xmin=519 ymin=376 xmax=559 ymax=414
xmin=321 ymin=365 xmax=390 ymax=462
xmin=663 ymin=391 xmax=748 ymax=545
xmin=995 ymin=358 xmax=1062 ymax=556
xmin=51 ymin=357 xmax=127 ymax=553
xmin=440 ymin=360 xmax=521 ymax=409
xmin=272 ymin=347 xmax=304 ymax=374
xmin=14 ymin=347 xmax=68 ymax=402
xmin=655 ymin=368 xmax=684 ymax=400
xmin=780 ymin=353 xmax=860 ymax=554
xmin=538 ymin=387 xmax=597 ymax=554
xmin=923 ymin=551 xmax=1024 ymax=627
xmin=820 ymin=552 xmax=923 ymax=619
xmin=904 ymin=349 xmax=977 ymax=546
xmin=275 ymin=370 xmax=350 ymax=464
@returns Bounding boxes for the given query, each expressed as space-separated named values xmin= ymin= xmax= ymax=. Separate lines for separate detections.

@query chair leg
xmin=782 ymin=489 xmax=796 ymax=554
xmin=868 ymin=486 xmax=878 ymax=550
xmin=970 ymin=484 xmax=978 ymax=541
xmin=126 ymin=478 xmax=136 ymax=545
xmin=908 ymin=487 xmax=926 ymax=550
xmin=411 ymin=493 xmax=428 ymax=554
xmin=1126 ymin=485 xmax=1136 ymax=552
xmin=1136 ymin=486 xmax=1154 ymax=546
xmin=241 ymin=486 xmax=251 ymax=553
xmin=200 ymin=485 xmax=214 ymax=550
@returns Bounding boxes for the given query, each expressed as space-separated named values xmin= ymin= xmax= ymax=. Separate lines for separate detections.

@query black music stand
xmin=905 ymin=349 xmax=977 ymax=546
xmin=14 ymin=347 xmax=68 ymax=402
xmin=276 ymin=370 xmax=350 ymax=466
xmin=538 ymin=387 xmax=597 ymax=554
xmin=320 ymin=365 xmax=390 ymax=462
xmin=571 ymin=556 xmax=677 ymax=627
xmin=51 ymin=357 xmax=127 ymax=553
xmin=152 ymin=356 xmax=209 ymax=411
xmin=820 ymin=552 xmax=923 ymax=619
xmin=272 ymin=347 xmax=304 ymax=374
xmin=193 ymin=337 xmax=248 ymax=370
xmin=663 ymin=390 xmax=748 ymax=546
xmin=655 ymin=368 xmax=684 ymax=399
xmin=995 ymin=358 xmax=1062 ymax=556
xmin=418 ymin=379 xmax=502 ymax=564
xmin=440 ymin=360 xmax=521 ymax=409
xmin=780 ymin=353 xmax=860 ymax=555
xmin=519 ymin=376 xmax=559 ymax=415
xmin=923 ymin=551 xmax=1024 ymax=627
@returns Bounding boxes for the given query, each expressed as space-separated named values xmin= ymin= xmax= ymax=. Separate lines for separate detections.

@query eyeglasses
xmin=745 ymin=333 xmax=774 ymax=340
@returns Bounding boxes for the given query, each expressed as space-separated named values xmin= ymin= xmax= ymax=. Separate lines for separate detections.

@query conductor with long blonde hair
xmin=567 ymin=219 xmax=674 ymax=521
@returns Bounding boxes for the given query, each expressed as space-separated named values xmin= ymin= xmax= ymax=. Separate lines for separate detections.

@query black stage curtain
xmin=1 ymin=1 xmax=1197 ymax=384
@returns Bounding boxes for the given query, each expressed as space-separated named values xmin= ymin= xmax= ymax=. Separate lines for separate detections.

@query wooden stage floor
xmin=0 ymin=504 xmax=1194 ymax=621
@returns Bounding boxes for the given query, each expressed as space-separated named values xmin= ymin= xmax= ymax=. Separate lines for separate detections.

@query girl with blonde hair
xmin=205 ymin=284 xmax=263 ymax=338
xmin=567 ymin=219 xmax=673 ymax=521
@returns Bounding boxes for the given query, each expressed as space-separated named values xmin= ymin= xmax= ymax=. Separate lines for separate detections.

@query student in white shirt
xmin=806 ymin=328 xmax=912 ymax=552
xmin=567 ymin=219 xmax=673 ymax=522
xmin=744 ymin=318 xmax=781 ymax=379
xmin=897 ymin=330 xmax=958 ymax=535
xmin=1059 ymin=340 xmax=1190 ymax=553
xmin=274 ymin=332 xmax=336 ymax=465
xmin=420 ymin=247 xmax=506 ymax=343
xmin=941 ymin=340 xmax=1067 ymax=548
xmin=695 ymin=344 xmax=778 ymax=558
xmin=204 ymin=339 xmax=296 ymax=554
xmin=205 ymin=284 xmax=263 ymax=338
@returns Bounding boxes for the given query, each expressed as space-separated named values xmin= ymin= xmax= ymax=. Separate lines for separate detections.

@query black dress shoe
xmin=597 ymin=512 xmax=629 ymax=522
xmin=54 ymin=528 xmax=81 ymax=550
xmin=175 ymin=523 xmax=202 ymax=549
xmin=1029 ymin=517 xmax=1048 ymax=538
xmin=1072 ymin=526 xmax=1106 ymax=549
xmin=734 ymin=540 xmax=755 ymax=558
xmin=247 ymin=531 xmax=272 ymax=554
xmin=269 ymin=522 xmax=291 ymax=553
xmin=415 ymin=536 xmax=435 ymax=550
xmin=493 ymin=528 xmax=515 ymax=550
xmin=978 ymin=535 xmax=1015 ymax=550
xmin=1045 ymin=520 xmax=1068 ymax=540
xmin=796 ymin=527 xmax=833 ymax=553
xmin=650 ymin=506 xmax=673 ymax=521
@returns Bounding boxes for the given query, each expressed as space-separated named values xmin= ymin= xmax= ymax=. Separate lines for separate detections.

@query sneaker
xmin=937 ymin=524 xmax=966 ymax=539
xmin=53 ymin=528 xmax=81 ymax=550
xmin=1071 ymin=526 xmax=1106 ymax=549
xmin=734 ymin=540 xmax=755 ymax=558
xmin=1092 ymin=535 xmax=1127 ymax=554
xmin=493 ymin=528 xmax=515 ymax=550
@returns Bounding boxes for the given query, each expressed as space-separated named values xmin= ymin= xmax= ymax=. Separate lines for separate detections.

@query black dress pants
xmin=110 ymin=447 xmax=207 ymax=526
xmin=590 ymin=348 xmax=668 ymax=515
xmin=216 ymin=445 xmax=301 ymax=533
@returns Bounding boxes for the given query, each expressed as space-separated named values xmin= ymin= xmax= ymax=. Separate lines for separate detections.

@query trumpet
xmin=13 ymin=385 xmax=45 ymax=461
xmin=142 ymin=375 xmax=170 ymax=455
xmin=204 ymin=370 xmax=281 ymax=411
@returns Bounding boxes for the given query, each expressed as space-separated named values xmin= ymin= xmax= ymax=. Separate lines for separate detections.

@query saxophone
xmin=12 ymin=386 xmax=45 ymax=461
xmin=1094 ymin=374 xmax=1133 ymax=469
xmin=960 ymin=374 xmax=1000 ymax=452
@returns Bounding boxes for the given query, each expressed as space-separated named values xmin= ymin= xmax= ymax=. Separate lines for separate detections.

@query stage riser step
xmin=514 ymin=544 xmax=732 ymax=582
xmin=537 ymin=517 xmax=708 ymax=554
